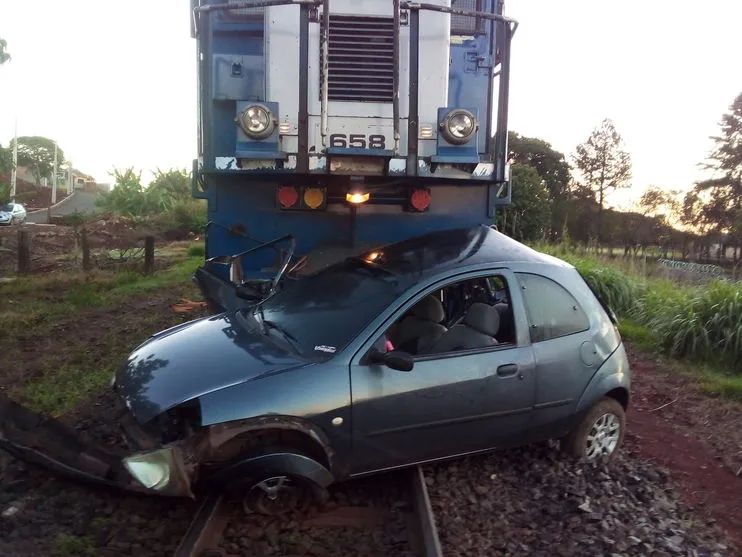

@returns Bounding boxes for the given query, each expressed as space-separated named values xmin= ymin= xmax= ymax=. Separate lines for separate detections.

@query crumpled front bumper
xmin=0 ymin=393 xmax=195 ymax=498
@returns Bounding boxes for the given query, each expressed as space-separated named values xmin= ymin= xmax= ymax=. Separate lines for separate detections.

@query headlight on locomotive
xmin=440 ymin=109 xmax=478 ymax=145
xmin=237 ymin=103 xmax=277 ymax=139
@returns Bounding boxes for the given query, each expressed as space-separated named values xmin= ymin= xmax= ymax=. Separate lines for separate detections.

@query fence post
xmin=81 ymin=227 xmax=91 ymax=271
xmin=144 ymin=236 xmax=155 ymax=275
xmin=18 ymin=230 xmax=31 ymax=274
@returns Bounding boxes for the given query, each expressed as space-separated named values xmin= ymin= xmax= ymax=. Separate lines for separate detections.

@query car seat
xmin=391 ymin=295 xmax=448 ymax=354
xmin=428 ymin=302 xmax=500 ymax=353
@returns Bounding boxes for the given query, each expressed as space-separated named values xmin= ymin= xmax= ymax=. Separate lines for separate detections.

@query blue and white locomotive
xmin=189 ymin=0 xmax=517 ymax=310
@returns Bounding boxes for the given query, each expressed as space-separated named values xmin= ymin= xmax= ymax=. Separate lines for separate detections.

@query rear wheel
xmin=561 ymin=397 xmax=625 ymax=461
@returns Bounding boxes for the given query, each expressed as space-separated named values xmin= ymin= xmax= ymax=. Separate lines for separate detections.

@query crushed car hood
xmin=114 ymin=312 xmax=309 ymax=424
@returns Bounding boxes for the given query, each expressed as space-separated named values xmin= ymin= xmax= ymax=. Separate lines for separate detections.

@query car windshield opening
xmin=255 ymin=257 xmax=410 ymax=358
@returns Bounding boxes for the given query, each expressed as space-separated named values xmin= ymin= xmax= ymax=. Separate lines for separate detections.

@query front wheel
xmin=241 ymin=474 xmax=317 ymax=516
xmin=561 ymin=397 xmax=625 ymax=461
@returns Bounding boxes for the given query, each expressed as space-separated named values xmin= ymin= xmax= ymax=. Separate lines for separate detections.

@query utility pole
xmin=67 ymin=166 xmax=73 ymax=194
xmin=10 ymin=118 xmax=17 ymax=200
xmin=52 ymin=141 xmax=58 ymax=204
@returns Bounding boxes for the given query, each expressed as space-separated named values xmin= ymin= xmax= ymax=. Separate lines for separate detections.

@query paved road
xmin=27 ymin=191 xmax=100 ymax=224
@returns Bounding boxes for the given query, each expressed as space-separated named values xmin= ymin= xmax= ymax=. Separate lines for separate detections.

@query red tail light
xmin=409 ymin=188 xmax=431 ymax=212
xmin=277 ymin=186 xmax=299 ymax=209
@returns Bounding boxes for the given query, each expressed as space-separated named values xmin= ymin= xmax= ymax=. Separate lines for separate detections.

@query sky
xmin=0 ymin=0 xmax=740 ymax=209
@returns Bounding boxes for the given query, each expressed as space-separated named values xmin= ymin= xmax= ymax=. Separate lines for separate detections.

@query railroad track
xmin=173 ymin=466 xmax=442 ymax=557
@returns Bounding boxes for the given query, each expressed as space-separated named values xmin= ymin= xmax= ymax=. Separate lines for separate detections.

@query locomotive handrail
xmin=401 ymin=2 xmax=518 ymax=30
xmin=206 ymin=233 xmax=295 ymax=265
xmin=195 ymin=0 xmax=322 ymax=13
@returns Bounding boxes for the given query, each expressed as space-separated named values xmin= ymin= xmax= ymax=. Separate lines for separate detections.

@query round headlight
xmin=236 ymin=104 xmax=276 ymax=139
xmin=440 ymin=109 xmax=478 ymax=145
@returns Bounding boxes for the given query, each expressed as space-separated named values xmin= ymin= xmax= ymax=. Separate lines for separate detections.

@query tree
xmin=0 ymin=39 xmax=10 ymax=65
xmin=572 ymin=119 xmax=632 ymax=243
xmin=96 ymin=168 xmax=148 ymax=216
xmin=10 ymin=136 xmax=65 ymax=184
xmin=638 ymin=185 xmax=681 ymax=225
xmin=508 ymin=131 xmax=571 ymax=238
xmin=497 ymin=164 xmax=551 ymax=242
xmin=0 ymin=143 xmax=11 ymax=176
xmin=690 ymin=92 xmax=742 ymax=247
xmin=146 ymin=168 xmax=191 ymax=212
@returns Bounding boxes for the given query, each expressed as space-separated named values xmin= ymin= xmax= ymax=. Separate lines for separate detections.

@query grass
xmin=22 ymin=348 xmax=121 ymax=415
xmin=1 ymin=249 xmax=208 ymax=415
xmin=0 ymin=253 xmax=203 ymax=337
xmin=537 ymin=243 xmax=742 ymax=400
xmin=188 ymin=244 xmax=206 ymax=257
xmin=55 ymin=533 xmax=95 ymax=556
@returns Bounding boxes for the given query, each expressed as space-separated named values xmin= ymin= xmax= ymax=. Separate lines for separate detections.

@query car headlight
xmin=123 ymin=447 xmax=174 ymax=490
xmin=440 ymin=109 xmax=478 ymax=145
xmin=236 ymin=103 xmax=277 ymax=139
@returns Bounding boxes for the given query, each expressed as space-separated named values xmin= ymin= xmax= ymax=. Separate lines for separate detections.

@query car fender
xmin=201 ymin=451 xmax=334 ymax=491
xmin=575 ymin=342 xmax=631 ymax=414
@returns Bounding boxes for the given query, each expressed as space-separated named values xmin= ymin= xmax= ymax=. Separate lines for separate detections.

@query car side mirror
xmin=369 ymin=348 xmax=414 ymax=372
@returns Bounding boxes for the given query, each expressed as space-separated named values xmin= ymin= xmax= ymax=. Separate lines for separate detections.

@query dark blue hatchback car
xmin=113 ymin=226 xmax=630 ymax=513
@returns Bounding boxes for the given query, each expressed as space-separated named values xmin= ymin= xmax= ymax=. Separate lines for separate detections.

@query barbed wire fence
xmin=656 ymin=258 xmax=729 ymax=283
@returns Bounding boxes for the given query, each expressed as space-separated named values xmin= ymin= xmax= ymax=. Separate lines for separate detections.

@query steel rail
xmin=172 ymin=466 xmax=443 ymax=557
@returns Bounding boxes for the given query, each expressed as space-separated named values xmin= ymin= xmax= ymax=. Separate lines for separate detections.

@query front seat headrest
xmin=411 ymin=295 xmax=445 ymax=323
xmin=463 ymin=303 xmax=500 ymax=337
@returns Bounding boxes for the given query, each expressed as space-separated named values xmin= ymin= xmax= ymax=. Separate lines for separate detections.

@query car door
xmin=514 ymin=271 xmax=598 ymax=439
xmin=348 ymin=269 xmax=536 ymax=475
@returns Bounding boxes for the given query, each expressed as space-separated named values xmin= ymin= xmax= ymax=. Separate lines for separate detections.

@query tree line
xmin=501 ymin=91 xmax=742 ymax=262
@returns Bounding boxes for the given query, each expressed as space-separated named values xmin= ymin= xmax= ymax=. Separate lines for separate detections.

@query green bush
xmin=96 ymin=167 xmax=205 ymax=231
xmin=188 ymin=244 xmax=206 ymax=257
xmin=170 ymin=198 xmax=207 ymax=231
xmin=541 ymin=246 xmax=742 ymax=373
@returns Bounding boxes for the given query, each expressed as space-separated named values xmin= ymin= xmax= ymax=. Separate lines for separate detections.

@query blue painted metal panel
xmin=204 ymin=180 xmax=494 ymax=278
xmin=447 ymin=0 xmax=496 ymax=155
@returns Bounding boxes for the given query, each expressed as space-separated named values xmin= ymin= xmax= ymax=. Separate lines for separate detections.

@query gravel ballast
xmin=424 ymin=442 xmax=731 ymax=557
xmin=218 ymin=472 xmax=417 ymax=557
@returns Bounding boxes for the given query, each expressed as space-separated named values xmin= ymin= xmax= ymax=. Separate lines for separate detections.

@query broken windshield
xmin=254 ymin=257 xmax=411 ymax=359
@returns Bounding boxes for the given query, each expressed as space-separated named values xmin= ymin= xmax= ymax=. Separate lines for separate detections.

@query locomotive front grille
xmin=324 ymin=15 xmax=396 ymax=103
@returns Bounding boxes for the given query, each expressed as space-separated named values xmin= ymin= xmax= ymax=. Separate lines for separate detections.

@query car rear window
xmin=515 ymin=272 xmax=590 ymax=343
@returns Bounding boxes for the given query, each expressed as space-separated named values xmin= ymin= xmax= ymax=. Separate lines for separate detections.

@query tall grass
xmin=537 ymin=244 xmax=742 ymax=375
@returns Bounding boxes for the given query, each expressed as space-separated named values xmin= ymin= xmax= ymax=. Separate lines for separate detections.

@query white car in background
xmin=0 ymin=202 xmax=27 ymax=225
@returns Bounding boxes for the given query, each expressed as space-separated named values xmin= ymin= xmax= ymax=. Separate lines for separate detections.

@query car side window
xmin=379 ymin=273 xmax=517 ymax=358
xmin=515 ymin=273 xmax=589 ymax=343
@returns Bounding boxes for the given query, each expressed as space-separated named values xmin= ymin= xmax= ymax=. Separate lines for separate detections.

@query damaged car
xmin=0 ymin=226 xmax=630 ymax=515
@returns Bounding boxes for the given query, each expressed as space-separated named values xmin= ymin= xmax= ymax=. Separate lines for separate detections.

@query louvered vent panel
xmin=323 ymin=15 xmax=396 ymax=103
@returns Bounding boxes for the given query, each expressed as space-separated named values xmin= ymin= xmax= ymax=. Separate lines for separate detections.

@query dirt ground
xmin=625 ymin=344 xmax=742 ymax=551
xmin=0 ymin=220 xmax=198 ymax=276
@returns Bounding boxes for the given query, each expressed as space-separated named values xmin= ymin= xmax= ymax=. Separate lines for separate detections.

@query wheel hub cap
xmin=585 ymin=413 xmax=620 ymax=459
xmin=243 ymin=475 xmax=305 ymax=515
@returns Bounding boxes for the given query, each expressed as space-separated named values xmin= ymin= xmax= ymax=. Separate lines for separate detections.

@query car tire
xmin=240 ymin=473 xmax=319 ymax=516
xmin=220 ymin=439 xmax=330 ymax=516
xmin=561 ymin=397 xmax=625 ymax=462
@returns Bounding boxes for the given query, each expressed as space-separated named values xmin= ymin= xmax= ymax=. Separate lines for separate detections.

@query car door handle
xmin=496 ymin=364 xmax=519 ymax=378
